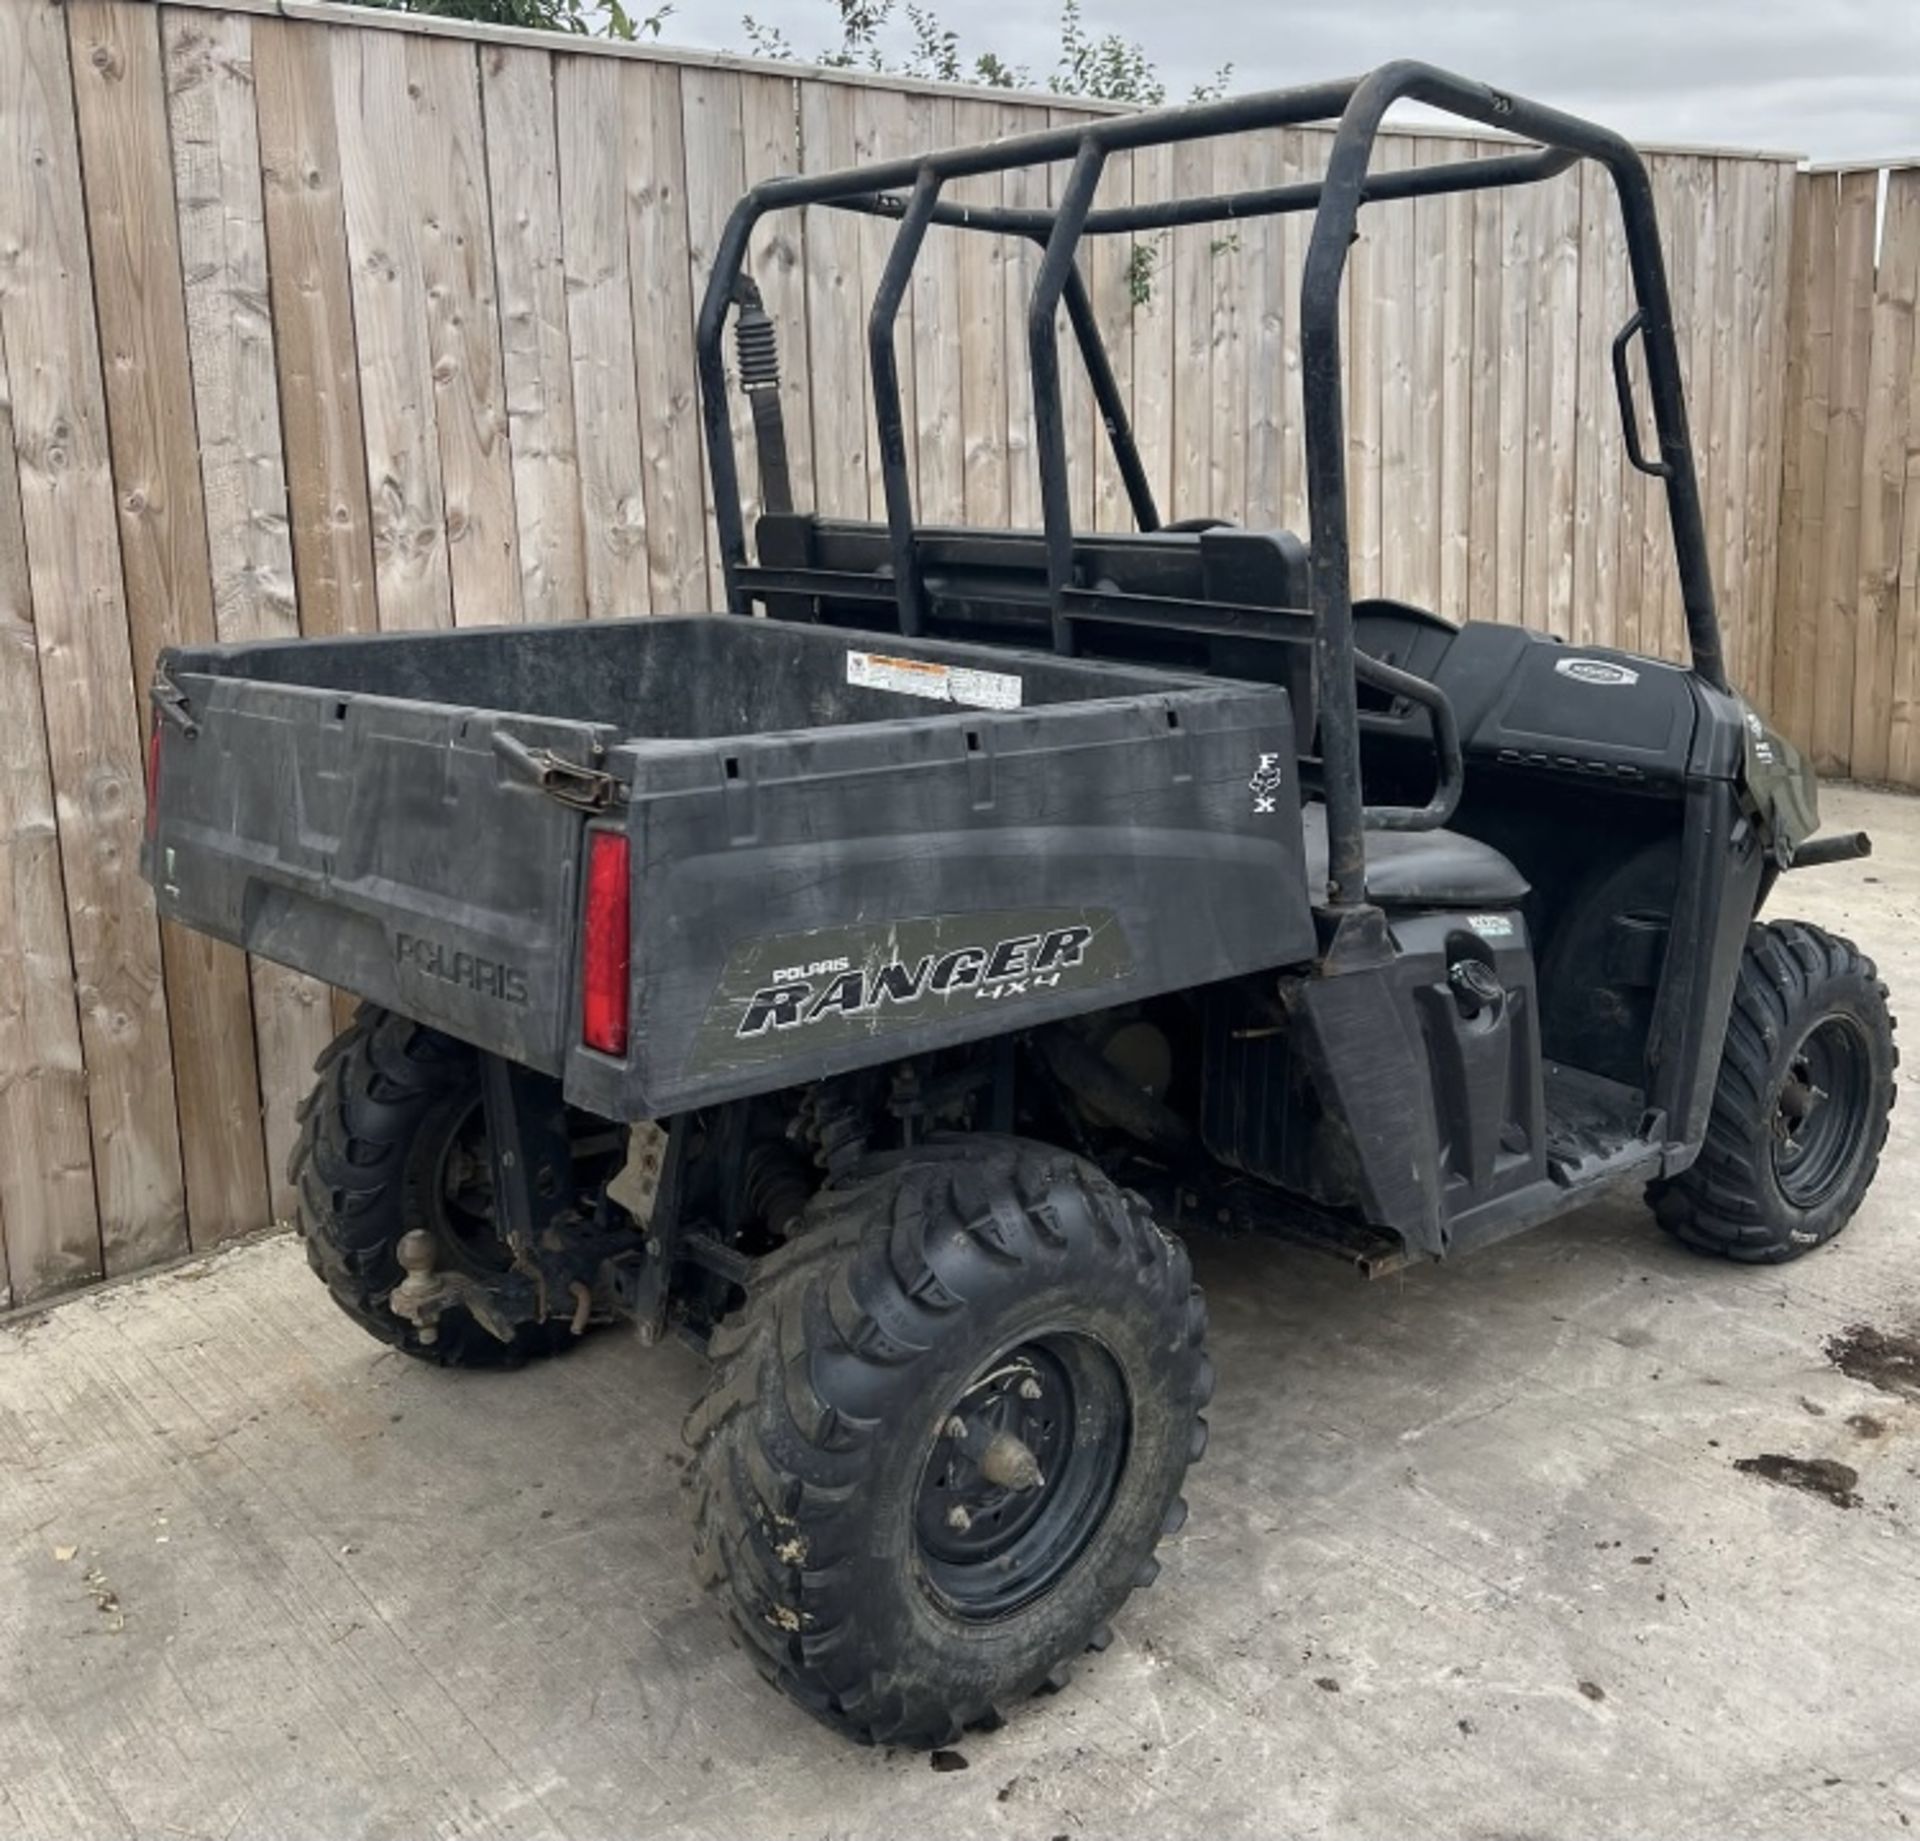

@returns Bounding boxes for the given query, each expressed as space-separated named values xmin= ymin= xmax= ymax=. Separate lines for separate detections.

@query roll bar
xmin=694 ymin=59 xmax=1727 ymax=909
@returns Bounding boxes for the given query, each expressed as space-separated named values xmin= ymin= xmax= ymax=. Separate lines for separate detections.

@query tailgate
xmin=147 ymin=668 xmax=613 ymax=1073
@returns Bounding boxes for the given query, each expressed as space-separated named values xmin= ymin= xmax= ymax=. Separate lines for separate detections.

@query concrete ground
xmin=4 ymin=782 xmax=1920 ymax=1841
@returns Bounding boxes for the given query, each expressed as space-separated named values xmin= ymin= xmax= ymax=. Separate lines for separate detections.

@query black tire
xmin=290 ymin=1006 xmax=596 ymax=1367
xmin=1650 ymin=920 xmax=1897 ymax=1264
xmin=684 ymin=1136 xmax=1211 ymax=1746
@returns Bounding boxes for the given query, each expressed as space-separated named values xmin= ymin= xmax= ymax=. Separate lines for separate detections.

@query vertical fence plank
xmin=1086 ymin=146 xmax=1134 ymax=531
xmin=1570 ymin=160 xmax=1605 ymax=649
xmin=333 ymin=25 xmax=451 ymax=629
xmin=1741 ymin=163 xmax=1787 ymax=693
xmin=1526 ymin=163 xmax=1581 ymax=636
xmin=166 ymin=9 xmax=297 ymax=645
xmin=1746 ymin=161 xmax=1798 ymax=718
xmin=1811 ymin=171 xmax=1877 ymax=772
xmin=1610 ymin=241 xmax=1649 ymax=661
xmin=73 ymin=1 xmax=214 ymax=673
xmin=1374 ymin=138 xmax=1417 ymax=605
xmin=681 ymin=64 xmax=749 ymax=609
xmin=1892 ymin=178 xmax=1920 ymax=786
xmin=1638 ymin=157 xmax=1687 ymax=660
xmin=1169 ymin=137 xmax=1213 ymax=526
xmin=165 ymin=7 xmax=332 ymax=1221
xmin=1403 ymin=137 xmax=1450 ymax=609
xmin=1701 ymin=162 xmax=1737 ymax=669
xmin=1127 ymin=138 xmax=1173 ymax=522
xmin=1465 ymin=141 xmax=1503 ymax=626
xmin=1670 ymin=157 xmax=1718 ymax=663
xmin=1345 ymin=150 xmax=1387 ymax=602
xmin=1852 ymin=171 xmax=1920 ymax=782
xmin=552 ymin=57 xmax=646 ymax=619
xmin=1000 ymin=99 xmax=1054 ymax=528
xmin=0 ymin=0 xmax=185 ymax=1279
xmin=1243 ymin=129 xmax=1284 ymax=530
xmin=1433 ymin=138 xmax=1474 ymax=623
xmin=255 ymin=18 xmax=377 ymax=644
xmin=1493 ymin=180 xmax=1532 ymax=624
xmin=1717 ymin=161 xmax=1757 ymax=671
xmin=1205 ymin=130 xmax=1249 ymax=527
xmin=624 ymin=60 xmax=703 ymax=611
xmin=1602 ymin=155 xmax=1648 ymax=658
xmin=1572 ymin=161 xmax=1628 ymax=652
xmin=72 ymin=0 xmax=270 ymax=1248
xmin=741 ymin=73 xmax=812 ymax=517
xmin=1295 ymin=132 xmax=1343 ymax=535
xmin=916 ymin=93 xmax=970 ymax=523
xmin=1596 ymin=160 xmax=1632 ymax=651
xmin=0 ymin=311 xmax=100 ymax=1303
xmin=404 ymin=34 xmax=520 ymax=626
xmin=1770 ymin=172 xmax=1831 ymax=751
xmin=953 ymin=98 xmax=1008 ymax=529
xmin=852 ymin=86 xmax=916 ymax=519
xmin=1052 ymin=105 xmax=1103 ymax=529
xmin=480 ymin=44 xmax=585 ymax=625
xmin=799 ymin=79 xmax=866 ymax=522
xmin=911 ymin=93 xmax=964 ymax=525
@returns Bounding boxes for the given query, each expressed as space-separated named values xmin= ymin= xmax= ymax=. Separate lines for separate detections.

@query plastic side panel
xmin=570 ymin=689 xmax=1314 ymax=1116
xmin=1202 ymin=970 xmax=1447 ymax=1253
xmin=151 ymin=676 xmax=600 ymax=1070
xmin=1474 ymin=638 xmax=1696 ymax=779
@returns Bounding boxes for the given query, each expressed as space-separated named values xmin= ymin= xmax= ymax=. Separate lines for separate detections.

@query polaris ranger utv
xmin=143 ymin=61 xmax=1895 ymax=1746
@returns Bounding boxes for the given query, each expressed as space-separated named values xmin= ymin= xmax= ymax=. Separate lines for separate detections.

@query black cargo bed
xmin=149 ymin=615 xmax=1316 ymax=1119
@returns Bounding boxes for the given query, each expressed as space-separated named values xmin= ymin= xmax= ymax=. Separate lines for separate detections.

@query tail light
xmin=581 ymin=829 xmax=631 ymax=1055
xmin=145 ymin=724 xmax=163 ymax=841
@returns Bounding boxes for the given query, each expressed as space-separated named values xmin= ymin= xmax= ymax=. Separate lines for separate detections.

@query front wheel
xmin=683 ymin=1136 xmax=1212 ymax=1746
xmin=1650 ymin=921 xmax=1897 ymax=1263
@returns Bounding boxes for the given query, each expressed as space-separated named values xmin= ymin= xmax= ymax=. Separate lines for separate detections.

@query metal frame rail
xmin=694 ymin=59 xmax=1726 ymax=908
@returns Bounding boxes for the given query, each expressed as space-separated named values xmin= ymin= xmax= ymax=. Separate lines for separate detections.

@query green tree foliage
xmin=743 ymin=0 xmax=1229 ymax=104
xmin=347 ymin=0 xmax=674 ymax=42
xmin=739 ymin=0 xmax=1230 ymax=303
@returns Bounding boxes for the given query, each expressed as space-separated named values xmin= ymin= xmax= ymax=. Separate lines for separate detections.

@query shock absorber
xmin=732 ymin=273 xmax=793 ymax=518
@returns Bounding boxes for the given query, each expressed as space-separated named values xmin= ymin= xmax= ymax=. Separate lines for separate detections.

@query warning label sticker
xmin=846 ymin=650 xmax=1023 ymax=711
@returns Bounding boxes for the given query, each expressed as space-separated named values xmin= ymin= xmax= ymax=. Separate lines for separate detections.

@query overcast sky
xmin=662 ymin=0 xmax=1918 ymax=163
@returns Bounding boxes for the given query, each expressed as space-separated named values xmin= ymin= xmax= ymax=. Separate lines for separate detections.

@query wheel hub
xmin=913 ymin=1334 xmax=1128 ymax=1620
xmin=1771 ymin=1015 xmax=1870 ymax=1207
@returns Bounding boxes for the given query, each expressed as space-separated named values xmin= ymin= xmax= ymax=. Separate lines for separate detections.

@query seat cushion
xmin=1300 ymin=805 xmax=1528 ymax=908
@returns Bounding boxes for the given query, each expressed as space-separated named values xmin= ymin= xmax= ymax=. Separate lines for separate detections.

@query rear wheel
xmin=289 ymin=1007 xmax=626 ymax=1366
xmin=683 ymin=1136 xmax=1211 ymax=1746
xmin=1650 ymin=921 xmax=1896 ymax=1263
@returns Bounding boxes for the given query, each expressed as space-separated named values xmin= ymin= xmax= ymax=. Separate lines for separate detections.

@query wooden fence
xmin=1769 ymin=163 xmax=1920 ymax=782
xmin=0 ymin=0 xmax=1812 ymax=1303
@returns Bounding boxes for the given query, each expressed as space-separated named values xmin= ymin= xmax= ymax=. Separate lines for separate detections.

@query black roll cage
xmin=694 ymin=59 xmax=1728 ymax=909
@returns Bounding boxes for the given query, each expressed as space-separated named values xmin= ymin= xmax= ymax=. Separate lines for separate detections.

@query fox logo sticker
xmin=1249 ymin=752 xmax=1286 ymax=814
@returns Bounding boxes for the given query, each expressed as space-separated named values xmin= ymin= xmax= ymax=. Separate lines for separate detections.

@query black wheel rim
xmin=914 ymin=1333 xmax=1129 ymax=1621
xmin=1772 ymin=1015 xmax=1871 ymax=1208
xmin=429 ymin=1097 xmax=628 ymax=1273
xmin=432 ymin=1099 xmax=507 ymax=1266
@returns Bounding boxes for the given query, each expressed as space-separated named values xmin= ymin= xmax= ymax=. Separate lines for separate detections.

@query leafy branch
xmin=740 ymin=0 xmax=1226 ymax=105
xmin=344 ymin=0 xmax=676 ymax=40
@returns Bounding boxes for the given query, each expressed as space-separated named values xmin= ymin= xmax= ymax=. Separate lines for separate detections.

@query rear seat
xmin=1300 ymin=804 xmax=1527 ymax=908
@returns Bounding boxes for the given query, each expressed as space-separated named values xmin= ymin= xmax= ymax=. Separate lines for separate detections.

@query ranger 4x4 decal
xmin=688 ymin=908 xmax=1132 ymax=1075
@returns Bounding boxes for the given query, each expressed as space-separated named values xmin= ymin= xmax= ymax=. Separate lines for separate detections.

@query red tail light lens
xmin=145 ymin=724 xmax=163 ymax=841
xmin=581 ymin=829 xmax=631 ymax=1055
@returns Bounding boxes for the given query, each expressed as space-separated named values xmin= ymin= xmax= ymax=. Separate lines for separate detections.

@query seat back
xmin=752 ymin=512 xmax=1317 ymax=739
